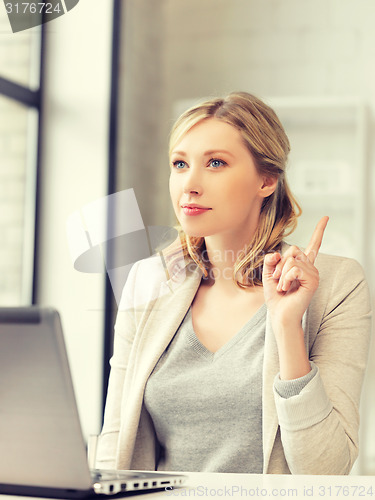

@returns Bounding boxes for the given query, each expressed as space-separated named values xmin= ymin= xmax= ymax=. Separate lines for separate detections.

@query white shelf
xmin=267 ymin=96 xmax=368 ymax=268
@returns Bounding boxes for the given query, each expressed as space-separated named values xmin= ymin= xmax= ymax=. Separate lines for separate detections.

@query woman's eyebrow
xmin=171 ymin=150 xmax=235 ymax=157
xmin=170 ymin=150 xmax=187 ymax=157
xmin=203 ymin=150 xmax=235 ymax=158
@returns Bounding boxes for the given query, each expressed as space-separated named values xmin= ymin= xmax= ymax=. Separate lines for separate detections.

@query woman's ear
xmin=260 ymin=175 xmax=278 ymax=198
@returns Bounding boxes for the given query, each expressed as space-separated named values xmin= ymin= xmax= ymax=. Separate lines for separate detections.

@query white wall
xmin=38 ymin=0 xmax=113 ymax=439
xmin=116 ymin=0 xmax=169 ymax=228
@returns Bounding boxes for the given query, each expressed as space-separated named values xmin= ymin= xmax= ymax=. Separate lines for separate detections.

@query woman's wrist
xmin=270 ymin=312 xmax=303 ymax=333
xmin=272 ymin=320 xmax=311 ymax=380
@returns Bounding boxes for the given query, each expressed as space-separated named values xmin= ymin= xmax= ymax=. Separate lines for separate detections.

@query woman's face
xmin=169 ymin=118 xmax=276 ymax=242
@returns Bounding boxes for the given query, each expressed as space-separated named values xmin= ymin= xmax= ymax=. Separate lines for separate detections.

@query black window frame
xmin=102 ymin=0 xmax=122 ymax=421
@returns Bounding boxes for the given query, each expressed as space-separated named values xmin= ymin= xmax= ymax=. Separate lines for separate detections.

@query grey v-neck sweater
xmin=144 ymin=304 xmax=316 ymax=473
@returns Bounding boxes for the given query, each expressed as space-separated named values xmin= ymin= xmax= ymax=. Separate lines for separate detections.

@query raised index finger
xmin=304 ymin=216 xmax=329 ymax=263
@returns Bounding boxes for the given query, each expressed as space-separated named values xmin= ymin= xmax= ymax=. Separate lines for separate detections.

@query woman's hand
xmin=262 ymin=216 xmax=329 ymax=328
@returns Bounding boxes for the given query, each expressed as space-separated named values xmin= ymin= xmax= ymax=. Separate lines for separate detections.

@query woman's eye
xmin=209 ymin=159 xmax=226 ymax=168
xmin=173 ymin=161 xmax=187 ymax=169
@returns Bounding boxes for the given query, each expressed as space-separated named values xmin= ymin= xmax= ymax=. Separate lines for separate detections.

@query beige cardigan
xmin=96 ymin=245 xmax=372 ymax=474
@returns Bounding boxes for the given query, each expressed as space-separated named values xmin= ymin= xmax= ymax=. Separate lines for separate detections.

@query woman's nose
xmin=182 ymin=167 xmax=202 ymax=195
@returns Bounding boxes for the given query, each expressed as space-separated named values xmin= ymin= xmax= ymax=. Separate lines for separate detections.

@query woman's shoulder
xmin=130 ymin=251 xmax=193 ymax=284
xmin=314 ymin=252 xmax=367 ymax=292
xmin=124 ymin=254 xmax=169 ymax=301
xmin=281 ymin=241 xmax=369 ymax=310
xmin=131 ymin=253 xmax=167 ymax=280
xmin=119 ymin=252 xmax=198 ymax=310
xmin=117 ymin=256 xmax=164 ymax=313
xmin=281 ymin=241 xmax=366 ymax=279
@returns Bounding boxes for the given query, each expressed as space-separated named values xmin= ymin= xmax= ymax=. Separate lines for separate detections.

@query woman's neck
xmin=202 ymin=235 xmax=255 ymax=292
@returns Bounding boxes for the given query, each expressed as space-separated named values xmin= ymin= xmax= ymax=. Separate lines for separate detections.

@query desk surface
xmin=1 ymin=472 xmax=375 ymax=499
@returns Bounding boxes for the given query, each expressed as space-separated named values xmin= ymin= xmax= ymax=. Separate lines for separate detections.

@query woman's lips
xmin=182 ymin=207 xmax=211 ymax=216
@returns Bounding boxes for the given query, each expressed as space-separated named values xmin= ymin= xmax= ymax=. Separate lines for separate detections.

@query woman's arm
xmin=263 ymin=217 xmax=372 ymax=474
xmin=95 ymin=261 xmax=140 ymax=469
xmin=272 ymin=257 xmax=371 ymax=474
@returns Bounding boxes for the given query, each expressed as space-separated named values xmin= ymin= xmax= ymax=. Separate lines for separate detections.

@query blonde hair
xmin=164 ymin=91 xmax=301 ymax=288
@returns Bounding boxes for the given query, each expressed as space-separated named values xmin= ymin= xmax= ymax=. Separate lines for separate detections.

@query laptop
xmin=0 ymin=307 xmax=186 ymax=498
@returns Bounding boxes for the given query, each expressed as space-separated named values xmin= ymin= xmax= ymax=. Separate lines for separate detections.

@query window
xmin=0 ymin=11 xmax=43 ymax=305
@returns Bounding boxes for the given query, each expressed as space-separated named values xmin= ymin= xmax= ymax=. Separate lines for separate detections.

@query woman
xmin=96 ymin=92 xmax=372 ymax=475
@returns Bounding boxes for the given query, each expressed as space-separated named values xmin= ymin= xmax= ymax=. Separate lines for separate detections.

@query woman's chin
xmin=179 ymin=224 xmax=208 ymax=238
xmin=184 ymin=231 xmax=206 ymax=238
xmin=179 ymin=221 xmax=217 ymax=239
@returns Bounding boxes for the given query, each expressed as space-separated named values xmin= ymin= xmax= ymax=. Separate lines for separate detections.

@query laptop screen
xmin=0 ymin=307 xmax=93 ymax=492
